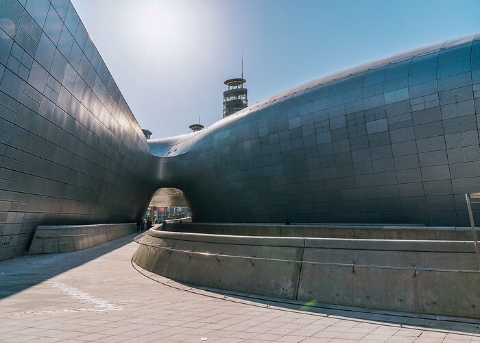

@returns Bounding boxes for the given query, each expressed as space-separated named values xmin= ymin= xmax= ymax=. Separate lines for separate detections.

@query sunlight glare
xmin=130 ymin=1 xmax=195 ymax=65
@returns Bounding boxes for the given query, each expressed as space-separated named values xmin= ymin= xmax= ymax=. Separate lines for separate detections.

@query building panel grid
xmin=150 ymin=34 xmax=480 ymax=228
xmin=0 ymin=0 xmax=154 ymax=260
xmin=2 ymin=0 xmax=480 ymax=261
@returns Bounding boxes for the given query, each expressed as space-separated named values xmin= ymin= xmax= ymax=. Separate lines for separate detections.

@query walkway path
xmin=1 ymin=233 xmax=479 ymax=342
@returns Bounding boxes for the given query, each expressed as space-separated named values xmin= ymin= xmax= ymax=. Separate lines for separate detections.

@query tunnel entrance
xmin=144 ymin=188 xmax=190 ymax=224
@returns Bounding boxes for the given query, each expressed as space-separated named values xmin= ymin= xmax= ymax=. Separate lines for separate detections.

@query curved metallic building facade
xmin=150 ymin=34 xmax=480 ymax=227
xmin=0 ymin=0 xmax=155 ymax=260
xmin=2 ymin=0 xmax=480 ymax=261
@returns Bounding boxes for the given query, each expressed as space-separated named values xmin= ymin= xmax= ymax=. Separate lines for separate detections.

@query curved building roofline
xmin=150 ymin=34 xmax=479 ymax=158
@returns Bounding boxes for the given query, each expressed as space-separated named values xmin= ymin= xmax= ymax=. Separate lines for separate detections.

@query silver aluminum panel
xmin=1 ymin=0 xmax=480 ymax=260
xmin=147 ymin=34 xmax=480 ymax=228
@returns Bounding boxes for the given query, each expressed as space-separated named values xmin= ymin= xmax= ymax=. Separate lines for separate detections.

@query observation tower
xmin=223 ymin=73 xmax=248 ymax=117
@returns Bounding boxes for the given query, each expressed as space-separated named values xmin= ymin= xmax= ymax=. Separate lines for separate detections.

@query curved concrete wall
xmin=133 ymin=226 xmax=480 ymax=318
xmin=0 ymin=0 xmax=155 ymax=260
xmin=150 ymin=34 xmax=480 ymax=227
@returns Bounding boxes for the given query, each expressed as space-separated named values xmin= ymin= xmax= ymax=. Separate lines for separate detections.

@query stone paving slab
xmin=0 ymin=233 xmax=479 ymax=342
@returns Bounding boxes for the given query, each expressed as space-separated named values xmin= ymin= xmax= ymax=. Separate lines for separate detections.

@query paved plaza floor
xmin=1 ymin=233 xmax=479 ymax=342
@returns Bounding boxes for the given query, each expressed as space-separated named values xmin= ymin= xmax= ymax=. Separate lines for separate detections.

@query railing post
xmin=465 ymin=193 xmax=480 ymax=269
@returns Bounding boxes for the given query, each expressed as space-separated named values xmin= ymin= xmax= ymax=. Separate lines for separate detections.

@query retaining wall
xmin=133 ymin=224 xmax=480 ymax=318
xmin=161 ymin=222 xmax=479 ymax=241
xmin=29 ymin=223 xmax=137 ymax=254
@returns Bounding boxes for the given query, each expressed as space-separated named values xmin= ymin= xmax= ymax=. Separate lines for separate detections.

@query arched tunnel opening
xmin=144 ymin=188 xmax=191 ymax=225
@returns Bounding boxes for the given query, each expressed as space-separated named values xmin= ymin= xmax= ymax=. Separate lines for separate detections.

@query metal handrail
xmin=134 ymin=235 xmax=480 ymax=274
xmin=465 ymin=193 xmax=480 ymax=269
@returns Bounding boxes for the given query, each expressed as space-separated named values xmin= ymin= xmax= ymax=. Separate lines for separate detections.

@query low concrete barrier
xmin=161 ymin=222 xmax=479 ymax=241
xmin=29 ymin=223 xmax=137 ymax=254
xmin=133 ymin=223 xmax=480 ymax=318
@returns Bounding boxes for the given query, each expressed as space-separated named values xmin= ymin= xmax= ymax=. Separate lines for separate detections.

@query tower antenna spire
xmin=241 ymin=51 xmax=244 ymax=79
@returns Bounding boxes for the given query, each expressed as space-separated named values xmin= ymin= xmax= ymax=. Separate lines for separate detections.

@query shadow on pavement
xmin=0 ymin=232 xmax=139 ymax=301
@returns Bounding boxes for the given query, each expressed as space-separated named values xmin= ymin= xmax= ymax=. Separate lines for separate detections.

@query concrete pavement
xmin=1 ymin=233 xmax=479 ymax=342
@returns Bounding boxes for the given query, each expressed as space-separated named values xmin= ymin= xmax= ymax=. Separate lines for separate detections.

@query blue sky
xmin=70 ymin=0 xmax=480 ymax=139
